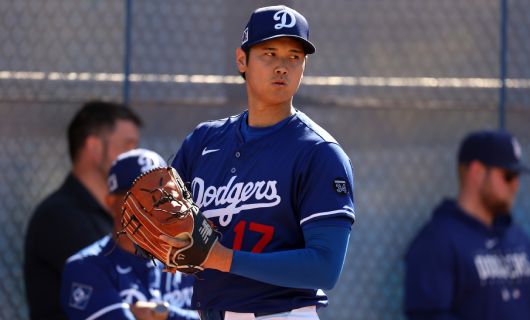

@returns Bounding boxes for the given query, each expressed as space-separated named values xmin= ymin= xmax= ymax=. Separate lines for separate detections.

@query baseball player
xmin=166 ymin=5 xmax=355 ymax=320
xmin=60 ymin=149 xmax=199 ymax=320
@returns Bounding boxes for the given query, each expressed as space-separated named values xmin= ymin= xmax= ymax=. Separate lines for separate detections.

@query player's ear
xmin=104 ymin=194 xmax=114 ymax=209
xmin=467 ymin=160 xmax=488 ymax=184
xmin=236 ymin=47 xmax=247 ymax=73
xmin=84 ymin=135 xmax=104 ymax=160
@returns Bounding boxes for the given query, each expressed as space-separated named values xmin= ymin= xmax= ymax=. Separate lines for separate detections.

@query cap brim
xmin=504 ymin=163 xmax=530 ymax=174
xmin=242 ymin=34 xmax=315 ymax=54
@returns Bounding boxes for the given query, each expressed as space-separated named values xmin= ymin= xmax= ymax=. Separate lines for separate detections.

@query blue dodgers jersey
xmin=405 ymin=199 xmax=530 ymax=320
xmin=60 ymin=235 xmax=198 ymax=320
xmin=172 ymin=110 xmax=355 ymax=312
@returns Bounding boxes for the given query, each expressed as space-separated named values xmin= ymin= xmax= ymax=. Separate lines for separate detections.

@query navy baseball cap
xmin=241 ymin=5 xmax=315 ymax=54
xmin=108 ymin=148 xmax=167 ymax=194
xmin=457 ymin=130 xmax=529 ymax=173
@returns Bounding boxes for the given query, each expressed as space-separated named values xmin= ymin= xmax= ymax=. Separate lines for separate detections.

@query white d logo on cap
xmin=273 ymin=9 xmax=296 ymax=30
xmin=138 ymin=152 xmax=161 ymax=173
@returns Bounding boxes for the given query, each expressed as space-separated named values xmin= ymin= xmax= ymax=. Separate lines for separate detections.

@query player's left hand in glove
xmin=121 ymin=166 xmax=219 ymax=274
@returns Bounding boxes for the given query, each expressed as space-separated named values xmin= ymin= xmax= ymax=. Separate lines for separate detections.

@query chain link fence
xmin=1 ymin=1 xmax=529 ymax=319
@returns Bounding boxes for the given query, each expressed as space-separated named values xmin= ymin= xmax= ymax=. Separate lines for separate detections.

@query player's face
xmin=238 ymin=37 xmax=306 ymax=107
xmin=479 ymin=167 xmax=520 ymax=215
xmin=99 ymin=119 xmax=140 ymax=175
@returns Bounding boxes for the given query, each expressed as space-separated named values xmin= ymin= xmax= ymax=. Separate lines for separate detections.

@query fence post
xmin=123 ymin=0 xmax=133 ymax=105
xmin=498 ymin=0 xmax=508 ymax=130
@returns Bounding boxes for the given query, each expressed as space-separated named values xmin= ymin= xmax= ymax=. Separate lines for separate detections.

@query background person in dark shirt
xmin=405 ymin=130 xmax=530 ymax=320
xmin=24 ymin=100 xmax=142 ymax=320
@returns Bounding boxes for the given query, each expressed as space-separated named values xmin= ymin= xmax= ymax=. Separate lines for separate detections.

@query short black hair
xmin=67 ymin=100 xmax=142 ymax=162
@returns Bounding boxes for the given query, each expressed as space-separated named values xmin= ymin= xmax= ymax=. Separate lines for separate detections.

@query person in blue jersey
xmin=164 ymin=5 xmax=355 ymax=320
xmin=405 ymin=130 xmax=530 ymax=320
xmin=60 ymin=148 xmax=199 ymax=320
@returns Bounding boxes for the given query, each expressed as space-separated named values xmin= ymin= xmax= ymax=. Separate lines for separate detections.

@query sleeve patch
xmin=69 ymin=282 xmax=93 ymax=310
xmin=333 ymin=178 xmax=349 ymax=195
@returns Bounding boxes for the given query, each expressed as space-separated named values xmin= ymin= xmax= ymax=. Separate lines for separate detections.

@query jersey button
xmin=231 ymin=168 xmax=236 ymax=173
xmin=235 ymin=151 xmax=241 ymax=158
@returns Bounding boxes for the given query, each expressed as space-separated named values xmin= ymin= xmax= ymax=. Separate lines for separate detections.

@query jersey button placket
xmin=231 ymin=151 xmax=240 ymax=174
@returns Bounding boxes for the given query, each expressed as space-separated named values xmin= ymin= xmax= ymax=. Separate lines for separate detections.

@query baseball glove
xmin=121 ymin=166 xmax=218 ymax=274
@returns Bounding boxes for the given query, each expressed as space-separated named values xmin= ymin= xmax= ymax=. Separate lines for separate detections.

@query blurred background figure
xmin=60 ymin=148 xmax=198 ymax=320
xmin=24 ymin=100 xmax=142 ymax=320
xmin=405 ymin=130 xmax=530 ymax=320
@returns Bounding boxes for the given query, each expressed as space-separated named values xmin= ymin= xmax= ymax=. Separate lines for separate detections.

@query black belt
xmin=198 ymin=309 xmax=287 ymax=320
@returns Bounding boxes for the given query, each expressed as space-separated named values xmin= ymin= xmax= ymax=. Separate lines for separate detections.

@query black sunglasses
xmin=503 ymin=170 xmax=519 ymax=183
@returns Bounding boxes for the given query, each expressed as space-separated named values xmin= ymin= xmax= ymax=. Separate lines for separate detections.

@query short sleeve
xmin=297 ymin=143 xmax=355 ymax=226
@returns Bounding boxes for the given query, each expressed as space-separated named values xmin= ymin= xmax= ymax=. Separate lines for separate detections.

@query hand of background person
xmin=130 ymin=301 xmax=169 ymax=320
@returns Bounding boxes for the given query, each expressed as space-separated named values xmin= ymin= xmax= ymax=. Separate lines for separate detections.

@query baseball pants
xmin=199 ymin=306 xmax=319 ymax=320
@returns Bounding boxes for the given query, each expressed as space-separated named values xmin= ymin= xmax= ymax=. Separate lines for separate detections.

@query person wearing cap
xmin=165 ymin=5 xmax=355 ymax=320
xmin=404 ymin=130 xmax=530 ymax=320
xmin=60 ymin=149 xmax=199 ymax=320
